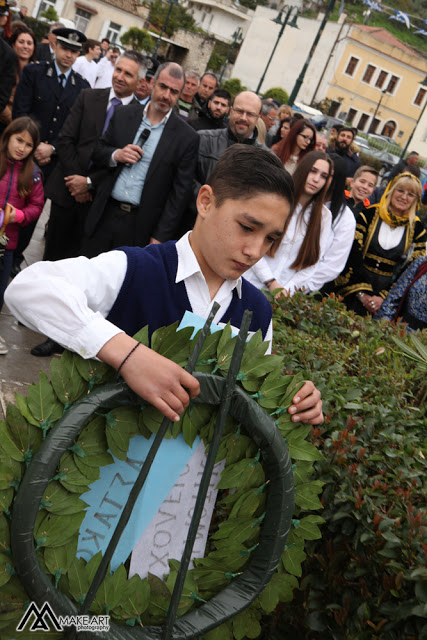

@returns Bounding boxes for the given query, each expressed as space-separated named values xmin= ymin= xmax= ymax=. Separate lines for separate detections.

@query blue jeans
xmin=0 ymin=249 xmax=13 ymax=313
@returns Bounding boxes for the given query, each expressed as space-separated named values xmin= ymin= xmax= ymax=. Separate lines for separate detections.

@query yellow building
xmin=326 ymin=25 xmax=427 ymax=146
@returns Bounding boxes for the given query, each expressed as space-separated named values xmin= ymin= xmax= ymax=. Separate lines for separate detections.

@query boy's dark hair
xmin=209 ymin=88 xmax=231 ymax=104
xmin=83 ymin=39 xmax=101 ymax=54
xmin=207 ymin=144 xmax=294 ymax=210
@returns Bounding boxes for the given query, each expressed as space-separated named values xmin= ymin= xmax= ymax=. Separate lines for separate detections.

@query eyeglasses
xmin=231 ymin=107 xmax=259 ymax=120
xmin=298 ymin=133 xmax=313 ymax=142
xmin=266 ymin=114 xmax=276 ymax=122
xmin=394 ymin=188 xmax=417 ymax=198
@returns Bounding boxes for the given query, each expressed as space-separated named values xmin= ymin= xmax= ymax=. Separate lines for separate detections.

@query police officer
xmin=13 ymin=27 xmax=90 ymax=181
xmin=11 ymin=27 xmax=90 ymax=281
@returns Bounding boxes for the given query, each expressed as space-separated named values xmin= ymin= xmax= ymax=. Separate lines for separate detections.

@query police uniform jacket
xmin=12 ymin=60 xmax=90 ymax=147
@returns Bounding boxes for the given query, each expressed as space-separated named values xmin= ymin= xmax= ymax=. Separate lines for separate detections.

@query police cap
xmin=53 ymin=27 xmax=87 ymax=51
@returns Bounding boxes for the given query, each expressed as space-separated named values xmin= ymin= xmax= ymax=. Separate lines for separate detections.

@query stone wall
xmin=172 ymin=28 xmax=216 ymax=74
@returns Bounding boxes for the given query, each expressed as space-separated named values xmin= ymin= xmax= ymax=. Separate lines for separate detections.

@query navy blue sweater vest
xmin=106 ymin=243 xmax=272 ymax=340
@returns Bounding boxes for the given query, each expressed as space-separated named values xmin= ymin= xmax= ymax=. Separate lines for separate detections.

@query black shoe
xmin=31 ymin=338 xmax=64 ymax=357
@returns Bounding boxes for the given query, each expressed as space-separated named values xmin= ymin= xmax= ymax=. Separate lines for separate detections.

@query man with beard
xmin=195 ymin=91 xmax=265 ymax=187
xmin=179 ymin=91 xmax=264 ymax=235
xmin=188 ymin=88 xmax=230 ymax=131
xmin=82 ymin=62 xmax=199 ymax=258
xmin=327 ymin=125 xmax=361 ymax=182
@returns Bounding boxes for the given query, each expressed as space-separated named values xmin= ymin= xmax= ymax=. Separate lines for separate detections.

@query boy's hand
xmin=97 ymin=335 xmax=200 ymax=422
xmin=288 ymin=381 xmax=323 ymax=424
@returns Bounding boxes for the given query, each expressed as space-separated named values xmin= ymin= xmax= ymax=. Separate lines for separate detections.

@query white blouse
xmin=244 ymin=202 xmax=332 ymax=295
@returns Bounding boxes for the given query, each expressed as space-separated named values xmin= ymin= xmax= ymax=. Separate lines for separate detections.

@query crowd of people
xmin=0 ymin=4 xmax=426 ymax=378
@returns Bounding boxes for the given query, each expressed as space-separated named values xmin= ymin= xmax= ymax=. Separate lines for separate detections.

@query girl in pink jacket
xmin=0 ymin=117 xmax=44 ymax=353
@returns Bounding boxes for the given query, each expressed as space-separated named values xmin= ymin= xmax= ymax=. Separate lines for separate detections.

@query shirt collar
xmin=54 ymin=61 xmax=71 ymax=81
xmin=175 ymin=231 xmax=242 ymax=298
xmin=107 ymin=87 xmax=134 ymax=106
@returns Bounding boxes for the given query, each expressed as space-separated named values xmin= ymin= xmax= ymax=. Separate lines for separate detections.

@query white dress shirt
xmin=5 ymin=233 xmax=272 ymax=358
xmin=244 ymin=203 xmax=332 ymax=294
xmin=94 ymin=57 xmax=114 ymax=89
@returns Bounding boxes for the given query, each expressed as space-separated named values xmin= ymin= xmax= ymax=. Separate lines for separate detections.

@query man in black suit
xmin=43 ymin=50 xmax=145 ymax=261
xmin=30 ymin=50 xmax=145 ymax=358
xmin=82 ymin=61 xmax=199 ymax=257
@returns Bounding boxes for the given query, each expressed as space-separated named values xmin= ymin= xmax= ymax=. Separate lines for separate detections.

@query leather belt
xmin=110 ymin=198 xmax=138 ymax=213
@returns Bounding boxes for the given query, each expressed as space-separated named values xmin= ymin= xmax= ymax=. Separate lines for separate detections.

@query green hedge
xmin=260 ymin=293 xmax=427 ymax=640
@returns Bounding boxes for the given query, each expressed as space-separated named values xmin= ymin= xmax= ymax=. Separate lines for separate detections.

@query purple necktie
xmin=102 ymin=97 xmax=122 ymax=135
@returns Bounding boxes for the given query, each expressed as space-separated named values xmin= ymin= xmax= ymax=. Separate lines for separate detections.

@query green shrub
xmin=260 ymin=293 xmax=427 ymax=640
xmin=222 ymin=78 xmax=247 ymax=99
xmin=39 ymin=6 xmax=58 ymax=22
xmin=25 ymin=16 xmax=50 ymax=43
xmin=263 ymin=88 xmax=289 ymax=104
xmin=120 ymin=26 xmax=154 ymax=52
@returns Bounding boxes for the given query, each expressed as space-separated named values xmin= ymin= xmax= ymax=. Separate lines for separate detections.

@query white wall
xmin=232 ymin=6 xmax=343 ymax=102
xmin=189 ymin=0 xmax=253 ymax=43
xmin=411 ymin=102 xmax=427 ymax=160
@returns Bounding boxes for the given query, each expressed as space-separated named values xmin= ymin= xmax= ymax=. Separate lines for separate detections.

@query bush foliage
xmin=263 ymin=88 xmax=289 ymax=104
xmin=261 ymin=293 xmax=427 ymax=640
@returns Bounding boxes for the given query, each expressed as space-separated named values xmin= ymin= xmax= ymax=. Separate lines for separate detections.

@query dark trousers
xmin=81 ymin=198 xmax=140 ymax=258
xmin=44 ymin=201 xmax=89 ymax=261
xmin=0 ymin=249 xmax=13 ymax=312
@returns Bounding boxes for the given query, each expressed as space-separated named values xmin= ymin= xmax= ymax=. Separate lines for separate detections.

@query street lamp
xmin=369 ymin=88 xmax=387 ymax=133
xmin=219 ymin=27 xmax=243 ymax=84
xmin=400 ymin=75 xmax=427 ymax=160
xmin=288 ymin=0 xmax=336 ymax=107
xmin=152 ymin=0 xmax=179 ymax=60
xmin=256 ymin=6 xmax=299 ymax=95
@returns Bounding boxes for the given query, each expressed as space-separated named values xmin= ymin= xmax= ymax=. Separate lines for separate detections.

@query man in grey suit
xmin=82 ymin=62 xmax=199 ymax=257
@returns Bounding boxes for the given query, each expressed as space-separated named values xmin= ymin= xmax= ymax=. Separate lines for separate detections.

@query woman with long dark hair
xmin=305 ymin=153 xmax=356 ymax=292
xmin=272 ymin=119 xmax=316 ymax=175
xmin=332 ymin=173 xmax=426 ymax=315
xmin=0 ymin=24 xmax=36 ymax=128
xmin=244 ymin=150 xmax=333 ymax=295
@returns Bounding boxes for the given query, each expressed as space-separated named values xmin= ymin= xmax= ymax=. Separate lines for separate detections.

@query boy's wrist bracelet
xmin=264 ymin=278 xmax=275 ymax=288
xmin=117 ymin=342 xmax=141 ymax=376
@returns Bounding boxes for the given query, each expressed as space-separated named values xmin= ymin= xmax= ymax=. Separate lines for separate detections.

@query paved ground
xmin=0 ymin=204 xmax=55 ymax=420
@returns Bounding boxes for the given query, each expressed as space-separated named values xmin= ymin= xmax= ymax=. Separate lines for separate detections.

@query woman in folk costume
xmin=332 ymin=172 xmax=426 ymax=316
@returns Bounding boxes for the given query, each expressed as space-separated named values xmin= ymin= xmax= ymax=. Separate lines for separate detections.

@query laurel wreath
xmin=0 ymin=322 xmax=324 ymax=640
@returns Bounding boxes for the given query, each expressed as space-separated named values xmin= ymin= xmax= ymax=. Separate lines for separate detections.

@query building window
xmin=344 ymin=56 xmax=359 ymax=77
xmin=358 ymin=113 xmax=369 ymax=131
xmin=347 ymin=108 xmax=357 ymax=124
xmin=375 ymin=70 xmax=388 ymax=89
xmin=386 ymin=75 xmax=399 ymax=94
xmin=37 ymin=0 xmax=57 ymax=18
xmin=414 ymin=87 xmax=426 ymax=107
xmin=369 ymin=118 xmax=380 ymax=134
xmin=106 ymin=21 xmax=121 ymax=43
xmin=328 ymin=100 xmax=341 ymax=118
xmin=362 ymin=64 xmax=376 ymax=84
xmin=74 ymin=8 xmax=92 ymax=33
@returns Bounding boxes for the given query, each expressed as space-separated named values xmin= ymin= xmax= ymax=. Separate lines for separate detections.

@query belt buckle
xmin=120 ymin=202 xmax=132 ymax=213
